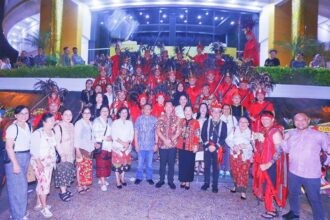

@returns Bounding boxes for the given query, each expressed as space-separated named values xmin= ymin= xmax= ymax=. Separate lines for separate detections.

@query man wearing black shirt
xmin=264 ymin=49 xmax=280 ymax=67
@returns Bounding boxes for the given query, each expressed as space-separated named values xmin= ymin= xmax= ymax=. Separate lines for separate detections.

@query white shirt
xmin=220 ymin=114 xmax=238 ymax=137
xmin=6 ymin=122 xmax=31 ymax=151
xmin=30 ymin=128 xmax=56 ymax=159
xmin=74 ymin=119 xmax=94 ymax=152
xmin=104 ymin=93 xmax=114 ymax=107
xmin=175 ymin=106 xmax=185 ymax=119
xmin=111 ymin=119 xmax=134 ymax=154
xmin=92 ymin=117 xmax=112 ymax=152
xmin=226 ymin=127 xmax=253 ymax=161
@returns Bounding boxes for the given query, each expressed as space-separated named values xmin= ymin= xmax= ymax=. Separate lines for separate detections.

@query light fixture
xmin=159 ymin=10 xmax=162 ymax=13
xmin=199 ymin=22 xmax=202 ymax=25
xmin=147 ymin=21 xmax=149 ymax=24
xmin=129 ymin=16 xmax=133 ymax=19
xmin=205 ymin=12 xmax=209 ymax=15
xmin=160 ymin=20 xmax=163 ymax=23
xmin=180 ymin=14 xmax=184 ymax=19
xmin=100 ymin=21 xmax=104 ymax=25
xmin=197 ymin=15 xmax=202 ymax=19
xmin=185 ymin=9 xmax=188 ymax=13
xmin=139 ymin=12 xmax=143 ymax=15
xmin=230 ymin=21 xmax=235 ymax=25
xmin=221 ymin=17 xmax=224 ymax=20
xmin=163 ymin=14 xmax=167 ymax=18
xmin=114 ymin=19 xmax=118 ymax=24
xmin=146 ymin=14 xmax=149 ymax=19
xmin=214 ymin=17 xmax=218 ymax=20
xmin=184 ymin=20 xmax=187 ymax=23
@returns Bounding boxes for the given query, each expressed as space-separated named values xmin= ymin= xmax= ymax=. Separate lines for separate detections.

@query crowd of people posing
xmin=2 ymin=58 xmax=329 ymax=220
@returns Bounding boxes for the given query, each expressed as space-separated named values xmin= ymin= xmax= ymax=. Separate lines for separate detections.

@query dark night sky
xmin=0 ymin=1 xmax=18 ymax=62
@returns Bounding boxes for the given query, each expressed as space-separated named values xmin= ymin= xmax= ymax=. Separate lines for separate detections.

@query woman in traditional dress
xmin=53 ymin=109 xmax=75 ymax=202
xmin=175 ymin=94 xmax=189 ymax=119
xmin=74 ymin=107 xmax=95 ymax=193
xmin=219 ymin=104 xmax=238 ymax=177
xmin=93 ymin=105 xmax=112 ymax=192
xmin=30 ymin=113 xmax=56 ymax=218
xmin=111 ymin=107 xmax=134 ymax=189
xmin=177 ymin=105 xmax=200 ymax=189
xmin=225 ymin=116 xmax=253 ymax=200
xmin=194 ymin=103 xmax=209 ymax=175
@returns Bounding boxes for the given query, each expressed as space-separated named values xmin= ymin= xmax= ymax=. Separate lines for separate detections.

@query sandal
xmin=59 ymin=192 xmax=71 ymax=202
xmin=84 ymin=187 xmax=91 ymax=192
xmin=261 ymin=211 xmax=278 ymax=219
xmin=77 ymin=187 xmax=85 ymax=194
xmin=65 ymin=190 xmax=73 ymax=197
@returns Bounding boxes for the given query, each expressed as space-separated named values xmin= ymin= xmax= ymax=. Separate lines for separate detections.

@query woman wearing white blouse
xmin=74 ymin=107 xmax=95 ymax=194
xmin=220 ymin=104 xmax=238 ymax=176
xmin=225 ymin=117 xmax=253 ymax=200
xmin=93 ymin=106 xmax=112 ymax=192
xmin=111 ymin=107 xmax=134 ymax=189
xmin=30 ymin=113 xmax=56 ymax=218
xmin=175 ymin=94 xmax=188 ymax=119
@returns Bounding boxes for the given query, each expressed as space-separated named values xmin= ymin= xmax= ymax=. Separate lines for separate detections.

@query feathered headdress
xmin=34 ymin=79 xmax=68 ymax=99
xmin=220 ymin=56 xmax=238 ymax=78
xmin=211 ymin=42 xmax=225 ymax=54
xmin=175 ymin=45 xmax=185 ymax=55
xmin=128 ymin=84 xmax=147 ymax=103
xmin=249 ymin=70 xmax=275 ymax=94
xmin=237 ymin=62 xmax=256 ymax=84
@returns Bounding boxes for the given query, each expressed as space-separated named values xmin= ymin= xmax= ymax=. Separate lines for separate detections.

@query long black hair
xmin=196 ymin=103 xmax=210 ymax=120
xmin=14 ymin=105 xmax=29 ymax=115
xmin=36 ymin=113 xmax=54 ymax=129
xmin=116 ymin=107 xmax=130 ymax=120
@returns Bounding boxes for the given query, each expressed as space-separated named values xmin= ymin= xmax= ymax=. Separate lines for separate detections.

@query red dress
xmin=249 ymin=101 xmax=274 ymax=132
xmin=243 ymin=33 xmax=259 ymax=66
xmin=238 ymin=88 xmax=254 ymax=109
xmin=186 ymin=86 xmax=201 ymax=107
xmin=253 ymin=126 xmax=288 ymax=212
xmin=152 ymin=103 xmax=164 ymax=118
xmin=218 ymin=83 xmax=238 ymax=105
xmin=110 ymin=55 xmax=120 ymax=82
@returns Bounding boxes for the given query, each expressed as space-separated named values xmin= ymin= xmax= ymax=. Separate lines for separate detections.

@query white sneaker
xmin=40 ymin=208 xmax=53 ymax=218
xmin=34 ymin=204 xmax=51 ymax=211
xmin=225 ymin=171 xmax=231 ymax=176
xmin=98 ymin=179 xmax=102 ymax=185
xmin=104 ymin=180 xmax=109 ymax=186
xmin=219 ymin=170 xmax=224 ymax=176
xmin=101 ymin=184 xmax=108 ymax=192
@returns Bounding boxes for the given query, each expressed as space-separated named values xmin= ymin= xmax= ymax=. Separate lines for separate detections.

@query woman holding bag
xmin=53 ymin=109 xmax=75 ymax=202
xmin=93 ymin=105 xmax=112 ymax=192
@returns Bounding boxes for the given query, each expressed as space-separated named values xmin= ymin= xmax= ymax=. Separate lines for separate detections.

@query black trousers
xmin=204 ymin=150 xmax=219 ymax=187
xmin=159 ymin=148 xmax=177 ymax=183
xmin=178 ymin=149 xmax=195 ymax=182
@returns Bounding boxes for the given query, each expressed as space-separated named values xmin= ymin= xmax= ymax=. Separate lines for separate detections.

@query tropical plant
xmin=24 ymin=31 xmax=51 ymax=49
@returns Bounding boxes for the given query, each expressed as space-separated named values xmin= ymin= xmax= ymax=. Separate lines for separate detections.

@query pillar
xmin=39 ymin=0 xmax=63 ymax=56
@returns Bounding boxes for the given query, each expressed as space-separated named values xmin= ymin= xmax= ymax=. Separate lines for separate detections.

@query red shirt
xmin=176 ymin=119 xmax=200 ymax=151
xmin=186 ymin=86 xmax=201 ymax=107
xmin=110 ymin=55 xmax=120 ymax=82
xmin=238 ymin=88 xmax=254 ymax=109
xmin=218 ymin=83 xmax=238 ymax=105
xmin=93 ymin=76 xmax=112 ymax=93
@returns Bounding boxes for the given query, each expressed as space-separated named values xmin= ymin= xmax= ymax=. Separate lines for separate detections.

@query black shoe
xmin=282 ymin=211 xmax=299 ymax=220
xmin=201 ymin=183 xmax=209 ymax=191
xmin=121 ymin=180 xmax=127 ymax=186
xmin=116 ymin=184 xmax=122 ymax=189
xmin=185 ymin=186 xmax=190 ymax=190
xmin=230 ymin=188 xmax=236 ymax=193
xmin=212 ymin=187 xmax=218 ymax=193
xmin=155 ymin=181 xmax=165 ymax=188
xmin=180 ymin=183 xmax=185 ymax=188
xmin=134 ymin=179 xmax=142 ymax=185
xmin=168 ymin=183 xmax=176 ymax=189
xmin=240 ymin=193 xmax=247 ymax=200
xmin=147 ymin=179 xmax=154 ymax=185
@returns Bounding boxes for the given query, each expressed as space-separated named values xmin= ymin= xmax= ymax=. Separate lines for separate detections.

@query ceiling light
xmin=199 ymin=22 xmax=202 ymax=25
xmin=139 ymin=12 xmax=143 ymax=15
xmin=114 ymin=20 xmax=118 ymax=24
xmin=230 ymin=21 xmax=235 ymax=25
xmin=160 ymin=20 xmax=163 ymax=23
xmin=147 ymin=21 xmax=149 ymax=24
xmin=159 ymin=10 xmax=162 ymax=13
xmin=184 ymin=20 xmax=187 ymax=23
xmin=100 ymin=21 xmax=104 ymax=25
xmin=180 ymin=14 xmax=184 ymax=19
xmin=214 ymin=17 xmax=218 ymax=20
xmin=197 ymin=15 xmax=202 ymax=19
xmin=129 ymin=16 xmax=133 ymax=19
xmin=145 ymin=15 xmax=149 ymax=19
xmin=185 ymin=10 xmax=188 ymax=13
xmin=205 ymin=12 xmax=209 ymax=15
xmin=163 ymin=14 xmax=167 ymax=18
xmin=221 ymin=17 xmax=224 ymax=20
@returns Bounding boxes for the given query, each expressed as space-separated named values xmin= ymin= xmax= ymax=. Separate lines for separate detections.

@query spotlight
xmin=160 ymin=20 xmax=163 ymax=23
xmin=199 ymin=22 xmax=202 ymax=25
xmin=129 ymin=16 xmax=133 ymax=19
xmin=114 ymin=19 xmax=118 ymax=24
xmin=205 ymin=12 xmax=209 ymax=15
xmin=163 ymin=14 xmax=167 ymax=18
xmin=100 ymin=21 xmax=104 ymax=25
xmin=197 ymin=15 xmax=202 ymax=19
xmin=139 ymin=12 xmax=143 ymax=15
xmin=230 ymin=21 xmax=235 ymax=25
xmin=185 ymin=10 xmax=188 ymax=13
xmin=180 ymin=14 xmax=184 ymax=19
xmin=184 ymin=20 xmax=187 ymax=23
xmin=146 ymin=15 xmax=149 ymax=19
xmin=214 ymin=17 xmax=218 ymax=20
xmin=221 ymin=17 xmax=224 ymax=20
xmin=159 ymin=10 xmax=162 ymax=13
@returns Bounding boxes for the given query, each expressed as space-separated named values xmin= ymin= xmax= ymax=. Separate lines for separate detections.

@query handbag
xmin=2 ymin=124 xmax=19 ymax=164
xmin=94 ymin=123 xmax=108 ymax=155
xmin=55 ymin=125 xmax=63 ymax=164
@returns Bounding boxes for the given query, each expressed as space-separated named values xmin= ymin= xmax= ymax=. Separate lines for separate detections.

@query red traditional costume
xmin=243 ymin=29 xmax=259 ymax=66
xmin=218 ymin=82 xmax=238 ymax=105
xmin=238 ymin=87 xmax=254 ymax=109
xmin=186 ymin=85 xmax=201 ymax=108
xmin=93 ymin=66 xmax=112 ymax=93
xmin=253 ymin=118 xmax=288 ymax=213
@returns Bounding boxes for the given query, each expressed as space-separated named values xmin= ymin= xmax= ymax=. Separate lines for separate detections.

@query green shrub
xmin=0 ymin=65 xmax=98 ymax=78
xmin=256 ymin=67 xmax=330 ymax=86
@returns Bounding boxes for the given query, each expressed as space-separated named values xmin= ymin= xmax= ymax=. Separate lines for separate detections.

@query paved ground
xmin=0 ymin=160 xmax=329 ymax=220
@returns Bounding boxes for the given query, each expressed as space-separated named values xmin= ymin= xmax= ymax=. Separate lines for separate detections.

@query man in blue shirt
xmin=134 ymin=104 xmax=158 ymax=185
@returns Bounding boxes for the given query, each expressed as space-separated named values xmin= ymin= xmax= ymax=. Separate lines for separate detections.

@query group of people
xmin=1 ymin=38 xmax=329 ymax=220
